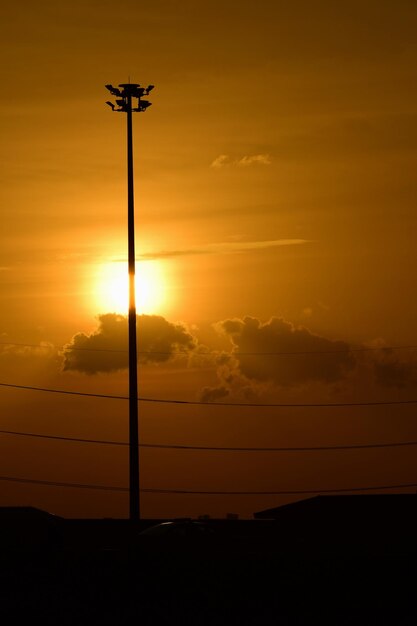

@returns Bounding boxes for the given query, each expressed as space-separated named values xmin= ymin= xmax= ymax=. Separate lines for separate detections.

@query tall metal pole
xmin=126 ymin=92 xmax=140 ymax=521
xmin=105 ymin=82 xmax=154 ymax=522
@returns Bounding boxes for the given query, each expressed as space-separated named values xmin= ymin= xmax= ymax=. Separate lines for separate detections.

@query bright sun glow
xmin=94 ymin=260 xmax=167 ymax=315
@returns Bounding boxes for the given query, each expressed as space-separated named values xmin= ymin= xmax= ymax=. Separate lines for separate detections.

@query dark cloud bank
xmin=200 ymin=316 xmax=355 ymax=401
xmin=201 ymin=317 xmax=417 ymax=401
xmin=63 ymin=313 xmax=195 ymax=374
xmin=221 ymin=316 xmax=355 ymax=385
xmin=62 ymin=314 xmax=417 ymax=397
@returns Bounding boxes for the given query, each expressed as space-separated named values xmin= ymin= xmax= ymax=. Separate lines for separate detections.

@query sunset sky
xmin=1 ymin=0 xmax=417 ymax=519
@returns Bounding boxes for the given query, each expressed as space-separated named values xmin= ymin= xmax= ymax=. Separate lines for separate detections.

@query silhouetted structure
xmin=1 ymin=501 xmax=415 ymax=625
xmin=0 ymin=506 xmax=62 ymax=550
xmin=105 ymin=82 xmax=154 ymax=521
xmin=254 ymin=494 xmax=417 ymax=555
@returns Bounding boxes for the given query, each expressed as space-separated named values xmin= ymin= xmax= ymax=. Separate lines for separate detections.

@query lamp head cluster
xmin=105 ymin=83 xmax=154 ymax=113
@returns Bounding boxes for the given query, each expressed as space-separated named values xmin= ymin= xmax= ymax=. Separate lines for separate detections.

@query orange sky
xmin=1 ymin=0 xmax=417 ymax=518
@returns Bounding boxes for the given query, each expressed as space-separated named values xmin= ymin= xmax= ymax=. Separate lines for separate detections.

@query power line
xmin=0 ymin=341 xmax=178 ymax=356
xmin=0 ymin=429 xmax=129 ymax=447
xmin=213 ymin=346 xmax=417 ymax=356
xmin=0 ymin=382 xmax=127 ymax=401
xmin=0 ymin=475 xmax=127 ymax=492
xmin=141 ymin=483 xmax=417 ymax=495
xmin=0 ymin=474 xmax=415 ymax=494
xmin=2 ymin=428 xmax=417 ymax=452
xmin=1 ymin=381 xmax=417 ymax=408
xmin=1 ymin=340 xmax=417 ymax=357
xmin=0 ymin=341 xmax=127 ymax=354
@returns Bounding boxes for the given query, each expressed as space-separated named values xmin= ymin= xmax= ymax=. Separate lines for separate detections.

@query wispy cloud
xmin=211 ymin=154 xmax=272 ymax=168
xmin=236 ymin=154 xmax=272 ymax=166
xmin=139 ymin=238 xmax=310 ymax=260
xmin=211 ymin=154 xmax=230 ymax=168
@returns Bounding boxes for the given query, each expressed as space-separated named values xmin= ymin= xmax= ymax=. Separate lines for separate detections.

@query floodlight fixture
xmin=105 ymin=82 xmax=154 ymax=117
xmin=133 ymin=100 xmax=152 ymax=112
xmin=105 ymin=84 xmax=122 ymax=96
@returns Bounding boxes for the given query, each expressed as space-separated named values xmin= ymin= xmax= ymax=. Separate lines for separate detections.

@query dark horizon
xmin=1 ymin=0 xmax=417 ymax=521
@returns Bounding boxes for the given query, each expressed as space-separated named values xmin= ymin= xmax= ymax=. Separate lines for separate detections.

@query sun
xmin=94 ymin=260 xmax=167 ymax=315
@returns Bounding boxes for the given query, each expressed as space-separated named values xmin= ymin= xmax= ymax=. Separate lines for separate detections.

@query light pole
xmin=105 ymin=82 xmax=154 ymax=521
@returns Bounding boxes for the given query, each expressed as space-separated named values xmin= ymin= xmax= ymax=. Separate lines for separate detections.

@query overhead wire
xmin=2 ymin=343 xmax=416 ymax=500
xmin=2 ymin=428 xmax=417 ymax=452
xmin=141 ymin=483 xmax=417 ymax=495
xmin=0 ymin=474 xmax=415 ymax=495
xmin=1 ymin=340 xmax=417 ymax=356
xmin=1 ymin=381 xmax=416 ymax=407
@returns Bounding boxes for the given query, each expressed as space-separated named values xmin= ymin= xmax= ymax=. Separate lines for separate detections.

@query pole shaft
xmin=127 ymin=94 xmax=140 ymax=521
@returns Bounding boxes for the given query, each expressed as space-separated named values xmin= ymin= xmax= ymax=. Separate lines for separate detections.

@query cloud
xmin=210 ymin=154 xmax=272 ymax=168
xmin=140 ymin=238 xmax=309 ymax=260
xmin=63 ymin=313 xmax=196 ymax=374
xmin=0 ymin=341 xmax=59 ymax=375
xmin=370 ymin=348 xmax=417 ymax=388
xmin=216 ymin=316 xmax=356 ymax=388
xmin=211 ymin=154 xmax=230 ymax=168
xmin=199 ymin=385 xmax=230 ymax=403
xmin=0 ymin=341 xmax=57 ymax=360
xmin=198 ymin=350 xmax=267 ymax=403
xmin=236 ymin=154 xmax=272 ymax=166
